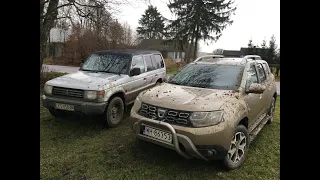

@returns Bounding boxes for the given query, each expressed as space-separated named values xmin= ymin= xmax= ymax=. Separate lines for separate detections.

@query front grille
xmin=52 ymin=86 xmax=84 ymax=99
xmin=139 ymin=103 xmax=192 ymax=127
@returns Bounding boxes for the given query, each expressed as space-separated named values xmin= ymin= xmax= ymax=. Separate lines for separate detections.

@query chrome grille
xmin=52 ymin=87 xmax=84 ymax=99
xmin=139 ymin=103 xmax=191 ymax=127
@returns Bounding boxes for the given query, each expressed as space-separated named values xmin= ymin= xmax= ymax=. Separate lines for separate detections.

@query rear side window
xmin=144 ymin=55 xmax=156 ymax=71
xmin=246 ymin=64 xmax=259 ymax=90
xmin=262 ymin=63 xmax=270 ymax=74
xmin=256 ymin=63 xmax=266 ymax=82
xmin=153 ymin=54 xmax=164 ymax=68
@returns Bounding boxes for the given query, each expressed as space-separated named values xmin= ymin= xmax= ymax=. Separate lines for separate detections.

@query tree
xmin=260 ymin=38 xmax=267 ymax=60
xmin=136 ymin=5 xmax=165 ymax=39
xmin=266 ymin=34 xmax=278 ymax=63
xmin=40 ymin=0 xmax=147 ymax=74
xmin=168 ymin=0 xmax=236 ymax=62
xmin=246 ymin=38 xmax=254 ymax=55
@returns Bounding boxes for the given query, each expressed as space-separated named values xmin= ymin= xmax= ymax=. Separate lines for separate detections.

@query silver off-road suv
xmin=130 ymin=55 xmax=277 ymax=169
xmin=42 ymin=49 xmax=166 ymax=127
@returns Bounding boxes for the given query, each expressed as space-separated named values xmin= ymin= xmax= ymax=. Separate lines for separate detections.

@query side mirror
xmin=246 ymin=83 xmax=266 ymax=94
xmin=130 ymin=67 xmax=141 ymax=76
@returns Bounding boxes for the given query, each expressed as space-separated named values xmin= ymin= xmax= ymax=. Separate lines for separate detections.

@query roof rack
xmin=243 ymin=55 xmax=262 ymax=61
xmin=193 ymin=55 xmax=224 ymax=63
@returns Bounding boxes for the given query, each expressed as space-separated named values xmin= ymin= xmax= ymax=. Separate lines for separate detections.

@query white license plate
xmin=55 ymin=103 xmax=74 ymax=111
xmin=142 ymin=125 xmax=172 ymax=143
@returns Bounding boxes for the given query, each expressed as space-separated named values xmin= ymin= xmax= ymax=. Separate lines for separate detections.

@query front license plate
xmin=142 ymin=125 xmax=172 ymax=143
xmin=55 ymin=103 xmax=74 ymax=111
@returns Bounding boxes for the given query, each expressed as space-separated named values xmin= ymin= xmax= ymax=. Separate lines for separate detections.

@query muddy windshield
xmin=168 ymin=64 xmax=244 ymax=90
xmin=80 ymin=53 xmax=131 ymax=74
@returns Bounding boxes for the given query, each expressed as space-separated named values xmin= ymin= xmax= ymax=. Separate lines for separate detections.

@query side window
xmin=150 ymin=55 xmax=160 ymax=69
xmin=131 ymin=55 xmax=146 ymax=73
xmin=246 ymin=64 xmax=259 ymax=90
xmin=144 ymin=55 xmax=156 ymax=71
xmin=256 ymin=63 xmax=266 ymax=82
xmin=262 ymin=63 xmax=270 ymax=75
xmin=154 ymin=54 xmax=164 ymax=68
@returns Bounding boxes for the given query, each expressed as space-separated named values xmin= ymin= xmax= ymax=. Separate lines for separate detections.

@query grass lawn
xmin=40 ymin=93 xmax=280 ymax=179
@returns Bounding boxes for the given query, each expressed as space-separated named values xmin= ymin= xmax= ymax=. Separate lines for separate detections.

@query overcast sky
xmin=115 ymin=0 xmax=280 ymax=53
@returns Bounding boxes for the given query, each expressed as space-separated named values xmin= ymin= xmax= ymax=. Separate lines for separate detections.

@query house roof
xmin=137 ymin=39 xmax=183 ymax=51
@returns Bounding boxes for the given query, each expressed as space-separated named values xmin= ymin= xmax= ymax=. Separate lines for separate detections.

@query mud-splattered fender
xmin=219 ymin=98 xmax=249 ymax=143
xmin=102 ymin=83 xmax=125 ymax=102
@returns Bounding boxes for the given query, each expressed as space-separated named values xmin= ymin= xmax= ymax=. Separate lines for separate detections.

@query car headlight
xmin=84 ymin=90 xmax=105 ymax=101
xmin=132 ymin=96 xmax=142 ymax=112
xmin=44 ymin=84 xmax=53 ymax=95
xmin=189 ymin=111 xmax=223 ymax=127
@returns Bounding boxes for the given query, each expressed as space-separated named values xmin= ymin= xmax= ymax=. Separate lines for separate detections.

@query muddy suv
xmin=130 ymin=55 xmax=277 ymax=169
xmin=42 ymin=49 xmax=166 ymax=127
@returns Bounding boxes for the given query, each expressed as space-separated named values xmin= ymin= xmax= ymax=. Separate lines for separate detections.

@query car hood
xmin=139 ymin=83 xmax=240 ymax=112
xmin=46 ymin=71 xmax=126 ymax=90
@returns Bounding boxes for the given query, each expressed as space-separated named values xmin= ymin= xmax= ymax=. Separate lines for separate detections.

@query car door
xmin=125 ymin=55 xmax=148 ymax=104
xmin=151 ymin=54 xmax=166 ymax=81
xmin=143 ymin=54 xmax=158 ymax=85
xmin=262 ymin=62 xmax=275 ymax=106
xmin=243 ymin=63 xmax=266 ymax=127
xmin=255 ymin=63 xmax=270 ymax=114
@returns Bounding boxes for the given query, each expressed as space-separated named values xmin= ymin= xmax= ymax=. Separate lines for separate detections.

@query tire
xmin=105 ymin=96 xmax=125 ymax=128
xmin=223 ymin=125 xmax=249 ymax=170
xmin=267 ymin=97 xmax=276 ymax=124
xmin=49 ymin=109 xmax=67 ymax=118
xmin=156 ymin=79 xmax=162 ymax=85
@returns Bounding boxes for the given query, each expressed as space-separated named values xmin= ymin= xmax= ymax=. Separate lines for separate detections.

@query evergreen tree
xmin=168 ymin=0 xmax=236 ymax=62
xmin=247 ymin=38 xmax=254 ymax=55
xmin=260 ymin=38 xmax=267 ymax=59
xmin=136 ymin=5 xmax=165 ymax=39
xmin=266 ymin=34 xmax=278 ymax=63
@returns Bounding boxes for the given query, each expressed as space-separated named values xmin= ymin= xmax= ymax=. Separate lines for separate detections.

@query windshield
xmin=80 ymin=53 xmax=131 ymax=74
xmin=168 ymin=64 xmax=244 ymax=90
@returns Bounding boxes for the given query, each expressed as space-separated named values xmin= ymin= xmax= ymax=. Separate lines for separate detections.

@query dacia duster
xmin=130 ymin=55 xmax=277 ymax=169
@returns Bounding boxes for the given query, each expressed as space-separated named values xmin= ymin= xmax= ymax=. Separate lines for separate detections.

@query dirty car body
xmin=130 ymin=56 xmax=277 ymax=169
xmin=42 ymin=49 xmax=166 ymax=127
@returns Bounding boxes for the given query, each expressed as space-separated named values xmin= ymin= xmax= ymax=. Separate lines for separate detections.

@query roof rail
xmin=193 ymin=55 xmax=224 ymax=63
xmin=243 ymin=55 xmax=262 ymax=61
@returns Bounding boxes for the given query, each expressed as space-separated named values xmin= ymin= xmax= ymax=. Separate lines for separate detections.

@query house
xmin=47 ymin=28 xmax=72 ymax=58
xmin=221 ymin=47 xmax=267 ymax=58
xmin=222 ymin=50 xmax=241 ymax=57
xmin=137 ymin=39 xmax=196 ymax=63
xmin=240 ymin=47 xmax=267 ymax=59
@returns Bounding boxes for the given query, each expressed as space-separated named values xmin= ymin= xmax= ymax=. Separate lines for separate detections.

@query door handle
xmin=155 ymin=74 xmax=158 ymax=76
xmin=143 ymin=78 xmax=147 ymax=80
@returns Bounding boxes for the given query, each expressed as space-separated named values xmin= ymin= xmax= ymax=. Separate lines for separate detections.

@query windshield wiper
xmin=80 ymin=69 xmax=99 ymax=73
xmin=168 ymin=81 xmax=181 ymax=85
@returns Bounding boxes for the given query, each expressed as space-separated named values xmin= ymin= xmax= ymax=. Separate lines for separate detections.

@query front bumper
xmin=42 ymin=95 xmax=107 ymax=115
xmin=130 ymin=110 xmax=231 ymax=160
